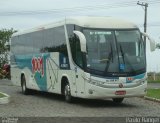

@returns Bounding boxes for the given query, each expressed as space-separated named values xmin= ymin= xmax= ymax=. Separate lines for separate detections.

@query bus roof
xmin=13 ymin=16 xmax=138 ymax=36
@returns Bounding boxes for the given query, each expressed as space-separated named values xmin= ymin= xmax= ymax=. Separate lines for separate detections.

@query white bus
xmin=10 ymin=16 xmax=156 ymax=103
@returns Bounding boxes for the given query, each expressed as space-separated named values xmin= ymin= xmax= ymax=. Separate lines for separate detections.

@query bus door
xmin=75 ymin=67 xmax=85 ymax=97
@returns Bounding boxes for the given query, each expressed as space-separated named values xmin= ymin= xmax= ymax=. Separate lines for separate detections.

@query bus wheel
xmin=64 ymin=83 xmax=72 ymax=103
xmin=112 ymin=98 xmax=124 ymax=104
xmin=21 ymin=75 xmax=30 ymax=95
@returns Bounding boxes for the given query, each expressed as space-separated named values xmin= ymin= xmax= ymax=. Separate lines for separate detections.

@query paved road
xmin=0 ymin=80 xmax=160 ymax=118
xmin=147 ymin=83 xmax=160 ymax=89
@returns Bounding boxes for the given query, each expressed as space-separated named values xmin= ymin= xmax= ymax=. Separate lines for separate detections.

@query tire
xmin=112 ymin=98 xmax=124 ymax=104
xmin=64 ymin=83 xmax=72 ymax=103
xmin=21 ymin=75 xmax=30 ymax=95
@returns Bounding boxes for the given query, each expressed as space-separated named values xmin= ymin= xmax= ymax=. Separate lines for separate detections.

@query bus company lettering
xmin=32 ymin=57 xmax=44 ymax=76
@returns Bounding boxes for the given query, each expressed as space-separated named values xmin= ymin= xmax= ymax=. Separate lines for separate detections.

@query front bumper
xmin=83 ymin=82 xmax=147 ymax=99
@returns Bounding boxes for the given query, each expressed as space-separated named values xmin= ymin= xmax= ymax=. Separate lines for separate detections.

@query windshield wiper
xmin=104 ymin=52 xmax=112 ymax=75
xmin=119 ymin=44 xmax=125 ymax=64
xmin=119 ymin=44 xmax=135 ymax=72
xmin=104 ymin=44 xmax=113 ymax=74
xmin=110 ymin=42 xmax=113 ymax=62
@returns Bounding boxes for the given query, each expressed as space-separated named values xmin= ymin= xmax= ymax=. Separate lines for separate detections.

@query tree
xmin=0 ymin=28 xmax=16 ymax=68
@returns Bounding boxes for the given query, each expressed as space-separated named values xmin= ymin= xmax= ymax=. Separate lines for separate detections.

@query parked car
xmin=0 ymin=64 xmax=10 ymax=79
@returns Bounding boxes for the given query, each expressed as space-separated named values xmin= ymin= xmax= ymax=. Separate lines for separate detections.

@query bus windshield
xmin=83 ymin=29 xmax=146 ymax=76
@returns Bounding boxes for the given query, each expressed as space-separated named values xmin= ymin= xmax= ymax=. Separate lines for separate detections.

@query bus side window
xmin=41 ymin=26 xmax=70 ymax=69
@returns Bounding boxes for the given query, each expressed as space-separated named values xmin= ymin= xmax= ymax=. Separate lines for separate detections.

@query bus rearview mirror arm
xmin=141 ymin=32 xmax=156 ymax=52
xmin=73 ymin=31 xmax=87 ymax=53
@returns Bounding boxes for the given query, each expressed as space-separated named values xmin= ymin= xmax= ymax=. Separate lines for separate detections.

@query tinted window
xmin=24 ymin=33 xmax=33 ymax=54
xmin=42 ymin=26 xmax=68 ymax=56
xmin=11 ymin=33 xmax=34 ymax=55
xmin=11 ymin=26 xmax=68 ymax=55
xmin=31 ymin=31 xmax=44 ymax=53
xmin=10 ymin=36 xmax=18 ymax=63
xmin=67 ymin=24 xmax=83 ymax=68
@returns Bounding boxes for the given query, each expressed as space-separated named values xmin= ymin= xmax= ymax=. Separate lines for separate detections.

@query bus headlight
xmin=135 ymin=78 xmax=147 ymax=85
xmin=89 ymin=80 xmax=105 ymax=86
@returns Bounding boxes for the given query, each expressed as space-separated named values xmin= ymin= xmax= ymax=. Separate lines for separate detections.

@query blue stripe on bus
xmin=126 ymin=73 xmax=145 ymax=83
xmin=15 ymin=53 xmax=50 ymax=91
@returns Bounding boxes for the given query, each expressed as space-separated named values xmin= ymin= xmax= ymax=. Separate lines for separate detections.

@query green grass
xmin=0 ymin=92 xmax=6 ymax=98
xmin=147 ymin=89 xmax=160 ymax=99
xmin=147 ymin=80 xmax=160 ymax=83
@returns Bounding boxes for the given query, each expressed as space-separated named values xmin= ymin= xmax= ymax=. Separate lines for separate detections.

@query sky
xmin=0 ymin=0 xmax=160 ymax=72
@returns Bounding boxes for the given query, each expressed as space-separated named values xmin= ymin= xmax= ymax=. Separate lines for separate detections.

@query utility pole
xmin=137 ymin=1 xmax=148 ymax=42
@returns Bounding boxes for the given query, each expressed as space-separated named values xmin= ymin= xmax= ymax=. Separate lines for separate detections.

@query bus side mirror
xmin=141 ymin=32 xmax=156 ymax=52
xmin=73 ymin=31 xmax=87 ymax=53
xmin=156 ymin=43 xmax=160 ymax=49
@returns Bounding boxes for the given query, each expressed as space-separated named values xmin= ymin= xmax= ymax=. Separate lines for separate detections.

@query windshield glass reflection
xmin=83 ymin=29 xmax=146 ymax=76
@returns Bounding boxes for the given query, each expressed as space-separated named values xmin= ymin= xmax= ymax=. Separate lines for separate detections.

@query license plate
xmin=115 ymin=90 xmax=126 ymax=95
